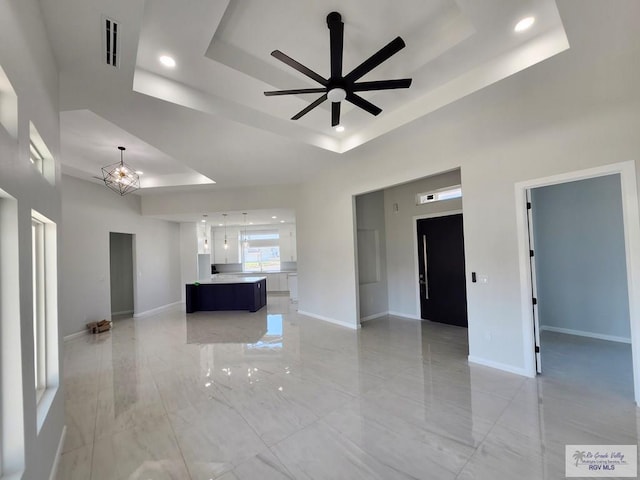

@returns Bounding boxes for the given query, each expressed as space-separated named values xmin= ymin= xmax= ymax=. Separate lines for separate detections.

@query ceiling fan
xmin=264 ymin=11 xmax=412 ymax=127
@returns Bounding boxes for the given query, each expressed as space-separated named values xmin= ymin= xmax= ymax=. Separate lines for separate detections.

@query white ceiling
xmin=39 ymin=0 xmax=568 ymax=207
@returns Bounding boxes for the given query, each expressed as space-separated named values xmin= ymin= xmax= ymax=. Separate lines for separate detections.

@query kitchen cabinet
xmin=278 ymin=272 xmax=289 ymax=292
xmin=212 ymin=229 xmax=239 ymax=264
xmin=197 ymin=254 xmax=211 ymax=281
xmin=186 ymin=277 xmax=266 ymax=313
xmin=279 ymin=226 xmax=297 ymax=262
xmin=289 ymin=232 xmax=297 ymax=261
xmin=288 ymin=273 xmax=298 ymax=301
xmin=266 ymin=272 xmax=289 ymax=292
xmin=216 ymin=271 xmax=291 ymax=293
xmin=265 ymin=273 xmax=276 ymax=292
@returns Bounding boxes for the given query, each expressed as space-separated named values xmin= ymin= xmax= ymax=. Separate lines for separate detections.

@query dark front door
xmin=417 ymin=214 xmax=468 ymax=327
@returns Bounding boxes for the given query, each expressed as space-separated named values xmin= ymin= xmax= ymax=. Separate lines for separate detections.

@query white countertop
xmin=212 ymin=271 xmax=297 ymax=275
xmin=194 ymin=276 xmax=266 ymax=285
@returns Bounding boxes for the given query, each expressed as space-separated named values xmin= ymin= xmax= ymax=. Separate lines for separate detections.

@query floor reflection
xmin=245 ymin=314 xmax=284 ymax=353
xmin=186 ymin=310 xmax=267 ymax=344
xmin=111 ymin=315 xmax=140 ymax=417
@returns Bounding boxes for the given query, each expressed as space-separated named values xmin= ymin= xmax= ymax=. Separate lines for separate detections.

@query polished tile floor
xmin=57 ymin=296 xmax=640 ymax=479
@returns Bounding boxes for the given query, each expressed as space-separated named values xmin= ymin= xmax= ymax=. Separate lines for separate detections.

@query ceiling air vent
xmin=103 ymin=16 xmax=120 ymax=68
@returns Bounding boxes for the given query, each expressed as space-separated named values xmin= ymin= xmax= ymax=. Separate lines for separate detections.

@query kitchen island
xmin=185 ymin=276 xmax=267 ymax=313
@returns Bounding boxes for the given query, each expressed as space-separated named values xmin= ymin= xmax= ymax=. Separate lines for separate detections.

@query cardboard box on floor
xmin=86 ymin=319 xmax=111 ymax=334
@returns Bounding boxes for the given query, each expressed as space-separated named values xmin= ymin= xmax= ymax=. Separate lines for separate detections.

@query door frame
xmin=515 ymin=160 xmax=640 ymax=404
xmin=412 ymin=209 xmax=463 ymax=319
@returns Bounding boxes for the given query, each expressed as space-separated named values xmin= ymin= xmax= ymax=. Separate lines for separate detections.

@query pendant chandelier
xmin=242 ymin=212 xmax=249 ymax=248
xmin=223 ymin=213 xmax=228 ymax=250
xmin=101 ymin=146 xmax=140 ymax=196
xmin=202 ymin=215 xmax=209 ymax=250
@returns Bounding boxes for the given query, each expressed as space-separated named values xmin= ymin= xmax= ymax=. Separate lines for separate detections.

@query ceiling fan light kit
xmin=264 ymin=11 xmax=412 ymax=127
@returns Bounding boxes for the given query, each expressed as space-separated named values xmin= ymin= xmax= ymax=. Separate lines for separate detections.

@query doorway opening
xmin=415 ymin=212 xmax=467 ymax=327
xmin=529 ymin=175 xmax=632 ymax=397
xmin=353 ymin=169 xmax=464 ymax=325
xmin=516 ymin=161 xmax=640 ymax=404
xmin=109 ymin=232 xmax=135 ymax=319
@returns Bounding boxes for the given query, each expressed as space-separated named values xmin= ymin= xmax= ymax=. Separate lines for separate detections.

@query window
xmin=0 ymin=65 xmax=18 ymax=138
xmin=29 ymin=141 xmax=44 ymax=174
xmin=30 ymin=210 xmax=58 ymax=421
xmin=242 ymin=230 xmax=281 ymax=272
xmin=29 ymin=123 xmax=54 ymax=184
xmin=416 ymin=185 xmax=462 ymax=205
xmin=32 ymin=218 xmax=46 ymax=401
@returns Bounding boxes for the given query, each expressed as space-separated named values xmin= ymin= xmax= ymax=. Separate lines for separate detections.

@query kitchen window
xmin=242 ymin=230 xmax=281 ymax=272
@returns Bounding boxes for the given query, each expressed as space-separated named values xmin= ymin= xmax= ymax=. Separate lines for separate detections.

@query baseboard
xmin=63 ymin=330 xmax=87 ymax=342
xmin=297 ymin=310 xmax=360 ymax=330
xmin=388 ymin=311 xmax=421 ymax=320
xmin=360 ymin=311 xmax=389 ymax=322
xmin=48 ymin=425 xmax=67 ymax=480
xmin=111 ymin=309 xmax=134 ymax=316
xmin=133 ymin=301 xmax=183 ymax=318
xmin=468 ymin=355 xmax=531 ymax=377
xmin=540 ymin=325 xmax=631 ymax=344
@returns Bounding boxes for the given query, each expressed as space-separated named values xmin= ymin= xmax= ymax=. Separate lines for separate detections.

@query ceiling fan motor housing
xmin=264 ymin=10 xmax=412 ymax=127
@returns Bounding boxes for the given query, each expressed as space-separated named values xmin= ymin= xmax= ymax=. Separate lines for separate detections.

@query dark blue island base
xmin=185 ymin=277 xmax=267 ymax=313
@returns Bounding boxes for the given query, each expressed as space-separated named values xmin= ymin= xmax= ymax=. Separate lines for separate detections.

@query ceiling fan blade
xmin=327 ymin=12 xmax=344 ymax=79
xmin=291 ymin=94 xmax=328 ymax=120
xmin=331 ymin=102 xmax=341 ymax=127
xmin=344 ymin=37 xmax=406 ymax=83
xmin=352 ymin=78 xmax=412 ymax=92
xmin=346 ymin=92 xmax=382 ymax=116
xmin=271 ymin=50 xmax=328 ymax=86
xmin=264 ymin=88 xmax=327 ymax=96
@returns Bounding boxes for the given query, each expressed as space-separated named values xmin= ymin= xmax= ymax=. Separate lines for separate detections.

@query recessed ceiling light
xmin=272 ymin=216 xmax=277 ymax=219
xmin=159 ymin=55 xmax=176 ymax=68
xmin=218 ymin=223 xmax=223 ymax=227
xmin=514 ymin=16 xmax=535 ymax=32
xmin=335 ymin=125 xmax=345 ymax=133
xmin=135 ymin=170 xmax=144 ymax=175
xmin=249 ymin=222 xmax=253 ymax=225
xmin=280 ymin=220 xmax=285 ymax=223
xmin=201 ymin=219 xmax=206 ymax=223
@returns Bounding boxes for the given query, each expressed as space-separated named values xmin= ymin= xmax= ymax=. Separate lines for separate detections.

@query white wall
xmin=355 ymin=191 xmax=389 ymax=320
xmin=295 ymin=0 xmax=640 ymax=369
xmin=179 ymin=222 xmax=198 ymax=301
xmin=61 ymin=175 xmax=182 ymax=337
xmin=0 ymin=0 xmax=64 ymax=478
xmin=532 ymin=175 xmax=630 ymax=340
xmin=383 ymin=170 xmax=462 ymax=318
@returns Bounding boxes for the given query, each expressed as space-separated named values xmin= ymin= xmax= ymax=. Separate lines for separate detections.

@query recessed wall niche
xmin=357 ymin=229 xmax=381 ymax=285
